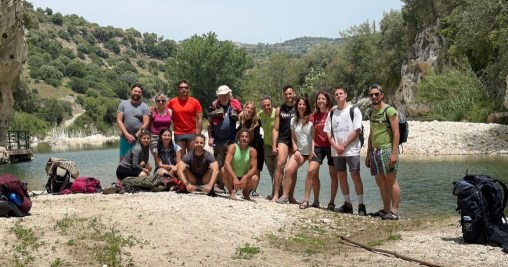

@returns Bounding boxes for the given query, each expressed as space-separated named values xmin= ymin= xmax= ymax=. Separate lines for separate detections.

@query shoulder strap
xmin=329 ymin=107 xmax=335 ymax=138
xmin=494 ymin=179 xmax=508 ymax=212
xmin=349 ymin=105 xmax=355 ymax=122
xmin=382 ymin=105 xmax=393 ymax=127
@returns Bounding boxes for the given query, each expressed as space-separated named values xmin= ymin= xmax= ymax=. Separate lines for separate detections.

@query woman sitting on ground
xmin=116 ymin=129 xmax=152 ymax=180
xmin=222 ymin=128 xmax=259 ymax=200
xmin=153 ymin=128 xmax=182 ymax=177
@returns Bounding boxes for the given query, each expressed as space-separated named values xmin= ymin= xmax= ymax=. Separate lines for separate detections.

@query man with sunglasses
xmin=365 ymin=84 xmax=401 ymax=220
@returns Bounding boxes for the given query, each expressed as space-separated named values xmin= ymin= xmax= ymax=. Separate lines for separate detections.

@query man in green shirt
xmin=365 ymin=84 xmax=401 ymax=220
xmin=258 ymin=95 xmax=277 ymax=198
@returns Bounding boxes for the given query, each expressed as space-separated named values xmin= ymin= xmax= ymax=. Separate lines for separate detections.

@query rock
xmin=487 ymin=112 xmax=508 ymax=124
xmin=0 ymin=0 xmax=27 ymax=147
xmin=0 ymin=146 xmax=9 ymax=164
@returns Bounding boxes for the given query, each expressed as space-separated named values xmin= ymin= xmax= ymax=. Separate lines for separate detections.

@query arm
xmin=389 ymin=110 xmax=400 ymax=165
xmin=341 ymin=128 xmax=360 ymax=148
xmin=137 ymin=114 xmax=151 ymax=137
xmin=308 ymin=126 xmax=315 ymax=161
xmin=117 ymin=112 xmax=135 ymax=142
xmin=177 ymin=161 xmax=195 ymax=192
xmin=207 ymin=117 xmax=214 ymax=147
xmin=196 ymin=111 xmax=203 ymax=134
xmin=208 ymin=161 xmax=220 ymax=188
xmin=272 ymin=107 xmax=280 ymax=154
xmin=365 ymin=125 xmax=373 ymax=168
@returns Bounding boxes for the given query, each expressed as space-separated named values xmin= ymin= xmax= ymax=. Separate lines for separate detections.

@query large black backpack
xmin=44 ymin=157 xmax=79 ymax=194
xmin=453 ymin=173 xmax=508 ymax=244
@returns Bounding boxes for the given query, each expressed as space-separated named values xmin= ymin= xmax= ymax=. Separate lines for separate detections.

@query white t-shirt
xmin=323 ymin=105 xmax=362 ymax=157
xmin=290 ymin=118 xmax=313 ymax=155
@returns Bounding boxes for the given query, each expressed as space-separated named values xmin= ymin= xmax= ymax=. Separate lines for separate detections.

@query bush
xmin=9 ymin=112 xmax=49 ymax=139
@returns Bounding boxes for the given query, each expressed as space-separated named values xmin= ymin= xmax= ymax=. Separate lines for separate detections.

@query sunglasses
xmin=156 ymin=99 xmax=166 ymax=103
xmin=368 ymin=93 xmax=381 ymax=97
xmin=178 ymin=86 xmax=189 ymax=90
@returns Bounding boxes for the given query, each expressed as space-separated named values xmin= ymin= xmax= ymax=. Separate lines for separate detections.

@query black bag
xmin=45 ymin=157 xmax=79 ymax=194
xmin=453 ymin=173 xmax=508 ymax=244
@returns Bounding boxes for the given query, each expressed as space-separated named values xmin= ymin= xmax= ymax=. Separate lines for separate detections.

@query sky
xmin=29 ymin=0 xmax=403 ymax=44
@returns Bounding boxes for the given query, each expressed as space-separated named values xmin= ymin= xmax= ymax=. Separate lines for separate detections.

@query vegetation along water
xmin=1 ymin=142 xmax=507 ymax=219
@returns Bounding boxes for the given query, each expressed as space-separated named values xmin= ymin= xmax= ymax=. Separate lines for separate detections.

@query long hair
xmin=157 ymin=128 xmax=175 ymax=160
xmin=239 ymin=101 xmax=259 ymax=131
xmin=313 ymin=91 xmax=332 ymax=115
xmin=294 ymin=96 xmax=311 ymax=125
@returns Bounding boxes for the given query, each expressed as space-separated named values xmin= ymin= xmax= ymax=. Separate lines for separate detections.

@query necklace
xmin=193 ymin=153 xmax=204 ymax=171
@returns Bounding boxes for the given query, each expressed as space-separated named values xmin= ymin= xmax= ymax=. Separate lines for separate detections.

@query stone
xmin=0 ymin=0 xmax=27 ymax=147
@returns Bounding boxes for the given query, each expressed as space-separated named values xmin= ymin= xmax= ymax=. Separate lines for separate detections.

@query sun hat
xmin=216 ymin=85 xmax=232 ymax=95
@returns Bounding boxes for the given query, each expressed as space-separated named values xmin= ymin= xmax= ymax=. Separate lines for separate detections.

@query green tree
xmin=167 ymin=32 xmax=251 ymax=106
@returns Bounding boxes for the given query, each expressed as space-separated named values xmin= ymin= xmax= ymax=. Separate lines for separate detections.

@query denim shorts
xmin=333 ymin=155 xmax=360 ymax=172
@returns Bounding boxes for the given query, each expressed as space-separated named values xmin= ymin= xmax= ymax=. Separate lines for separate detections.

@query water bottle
xmin=463 ymin=215 xmax=473 ymax=232
xmin=7 ymin=192 xmax=23 ymax=206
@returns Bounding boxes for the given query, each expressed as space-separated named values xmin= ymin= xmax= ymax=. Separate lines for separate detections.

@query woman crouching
xmin=222 ymin=128 xmax=259 ymax=200
xmin=153 ymin=128 xmax=181 ymax=177
xmin=116 ymin=129 xmax=152 ymax=180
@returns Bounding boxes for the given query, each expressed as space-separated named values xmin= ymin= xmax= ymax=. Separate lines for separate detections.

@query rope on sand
xmin=339 ymin=236 xmax=442 ymax=267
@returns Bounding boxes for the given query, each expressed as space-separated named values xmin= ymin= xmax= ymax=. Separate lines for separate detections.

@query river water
xmin=1 ymin=141 xmax=507 ymax=219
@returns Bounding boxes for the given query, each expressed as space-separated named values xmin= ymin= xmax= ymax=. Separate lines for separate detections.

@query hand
xmin=202 ymin=184 xmax=212 ymax=194
xmin=170 ymin=165 xmax=177 ymax=172
xmin=126 ymin=133 xmax=136 ymax=143
xmin=186 ymin=183 xmax=196 ymax=193
xmin=139 ymin=161 xmax=146 ymax=167
xmin=208 ymin=139 xmax=214 ymax=147
xmin=335 ymin=144 xmax=345 ymax=155
xmin=234 ymin=178 xmax=244 ymax=191
xmin=272 ymin=146 xmax=278 ymax=155
xmin=389 ymin=153 xmax=397 ymax=167
xmin=365 ymin=154 xmax=371 ymax=168
xmin=145 ymin=163 xmax=152 ymax=173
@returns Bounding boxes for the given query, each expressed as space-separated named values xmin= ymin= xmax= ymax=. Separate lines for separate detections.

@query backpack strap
xmin=329 ymin=107 xmax=335 ymax=139
xmin=494 ymin=179 xmax=508 ymax=215
xmin=349 ymin=105 xmax=355 ymax=122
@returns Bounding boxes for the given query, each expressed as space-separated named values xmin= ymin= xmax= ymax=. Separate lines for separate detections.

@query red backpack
xmin=70 ymin=177 xmax=102 ymax=193
xmin=0 ymin=173 xmax=32 ymax=216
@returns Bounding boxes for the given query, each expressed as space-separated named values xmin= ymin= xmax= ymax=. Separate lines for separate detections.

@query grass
xmin=233 ymin=243 xmax=261 ymax=259
xmin=9 ymin=222 xmax=45 ymax=265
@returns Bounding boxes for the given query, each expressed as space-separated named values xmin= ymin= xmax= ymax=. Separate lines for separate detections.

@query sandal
xmin=299 ymin=201 xmax=309 ymax=209
xmin=327 ymin=202 xmax=335 ymax=211
xmin=311 ymin=201 xmax=320 ymax=208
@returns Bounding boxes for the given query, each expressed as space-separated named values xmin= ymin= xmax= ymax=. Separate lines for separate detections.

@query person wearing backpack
xmin=365 ymin=84 xmax=401 ymax=220
xmin=324 ymin=87 xmax=367 ymax=216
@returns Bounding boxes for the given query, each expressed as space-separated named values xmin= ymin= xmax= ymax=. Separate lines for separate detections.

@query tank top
xmin=232 ymin=144 xmax=250 ymax=177
xmin=151 ymin=108 xmax=172 ymax=135
xmin=278 ymin=103 xmax=295 ymax=142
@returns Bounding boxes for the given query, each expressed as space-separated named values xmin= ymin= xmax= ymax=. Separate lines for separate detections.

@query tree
xmin=167 ymin=32 xmax=250 ymax=106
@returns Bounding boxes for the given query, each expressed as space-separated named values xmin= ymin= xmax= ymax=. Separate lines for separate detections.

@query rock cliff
xmin=394 ymin=22 xmax=442 ymax=116
xmin=0 ymin=0 xmax=27 ymax=150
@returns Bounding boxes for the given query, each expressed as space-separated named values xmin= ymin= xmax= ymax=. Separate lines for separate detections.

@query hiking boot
xmin=207 ymin=107 xmax=224 ymax=118
xmin=358 ymin=204 xmax=367 ymax=216
xmin=230 ymin=109 xmax=238 ymax=121
xmin=369 ymin=209 xmax=387 ymax=217
xmin=335 ymin=202 xmax=353 ymax=214
xmin=381 ymin=211 xmax=400 ymax=220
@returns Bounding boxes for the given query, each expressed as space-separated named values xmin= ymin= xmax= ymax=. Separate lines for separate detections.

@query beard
xmin=131 ymin=94 xmax=141 ymax=101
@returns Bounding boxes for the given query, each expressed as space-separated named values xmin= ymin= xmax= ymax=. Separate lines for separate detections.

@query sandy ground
xmin=1 ymin=121 xmax=508 ymax=266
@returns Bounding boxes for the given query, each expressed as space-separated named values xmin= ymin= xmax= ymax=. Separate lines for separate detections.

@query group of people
xmin=114 ymin=81 xmax=402 ymax=220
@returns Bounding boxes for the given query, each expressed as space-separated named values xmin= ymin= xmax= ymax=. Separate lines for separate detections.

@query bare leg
xmin=350 ymin=170 xmax=364 ymax=199
xmin=375 ymin=174 xmax=390 ymax=212
xmin=271 ymin=143 xmax=289 ymax=201
xmin=338 ymin=171 xmax=350 ymax=200
xmin=242 ymin=175 xmax=259 ymax=201
xmin=303 ymin=161 xmax=320 ymax=204
xmin=221 ymin=167 xmax=237 ymax=199
xmin=329 ymin=169 xmax=339 ymax=206
xmin=385 ymin=173 xmax=400 ymax=213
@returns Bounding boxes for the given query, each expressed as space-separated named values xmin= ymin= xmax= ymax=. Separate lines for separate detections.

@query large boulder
xmin=0 ymin=0 xmax=27 ymax=147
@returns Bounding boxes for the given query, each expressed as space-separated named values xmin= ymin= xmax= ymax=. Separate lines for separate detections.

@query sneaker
xmin=266 ymin=194 xmax=273 ymax=200
xmin=335 ymin=202 xmax=353 ymax=214
xmin=358 ymin=204 xmax=367 ymax=216
xmin=250 ymin=191 xmax=259 ymax=197
xmin=369 ymin=209 xmax=387 ymax=217
xmin=230 ymin=109 xmax=239 ymax=121
xmin=213 ymin=184 xmax=225 ymax=194
xmin=102 ymin=187 xmax=117 ymax=194
xmin=381 ymin=211 xmax=400 ymax=220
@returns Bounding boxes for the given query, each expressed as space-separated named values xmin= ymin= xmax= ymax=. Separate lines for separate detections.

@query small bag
xmin=70 ymin=177 xmax=102 ymax=193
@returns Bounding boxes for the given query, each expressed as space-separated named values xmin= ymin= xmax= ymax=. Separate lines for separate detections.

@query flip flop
xmin=299 ymin=201 xmax=310 ymax=209
xmin=276 ymin=196 xmax=289 ymax=204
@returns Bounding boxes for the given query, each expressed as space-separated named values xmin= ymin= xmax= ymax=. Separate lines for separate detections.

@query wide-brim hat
xmin=216 ymin=85 xmax=232 ymax=95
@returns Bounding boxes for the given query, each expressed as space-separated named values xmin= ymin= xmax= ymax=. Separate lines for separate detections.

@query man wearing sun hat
xmin=206 ymin=85 xmax=243 ymax=191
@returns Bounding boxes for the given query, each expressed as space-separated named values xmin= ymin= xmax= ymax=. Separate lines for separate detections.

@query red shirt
xmin=311 ymin=112 xmax=330 ymax=148
xmin=167 ymin=97 xmax=202 ymax=135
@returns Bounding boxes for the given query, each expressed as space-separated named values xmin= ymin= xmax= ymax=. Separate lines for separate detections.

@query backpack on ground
xmin=121 ymin=173 xmax=177 ymax=193
xmin=45 ymin=157 xmax=79 ymax=194
xmin=329 ymin=105 xmax=365 ymax=147
xmin=369 ymin=105 xmax=409 ymax=151
xmin=70 ymin=177 xmax=102 ymax=193
xmin=453 ymin=172 xmax=508 ymax=246
xmin=0 ymin=173 xmax=32 ymax=217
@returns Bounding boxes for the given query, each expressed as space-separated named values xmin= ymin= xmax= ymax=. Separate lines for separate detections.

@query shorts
xmin=333 ymin=155 xmax=360 ymax=172
xmin=119 ymin=136 xmax=135 ymax=158
xmin=310 ymin=146 xmax=333 ymax=166
xmin=175 ymin=133 xmax=196 ymax=143
xmin=370 ymin=148 xmax=399 ymax=176
xmin=150 ymin=134 xmax=159 ymax=151
xmin=253 ymin=144 xmax=264 ymax=171
xmin=277 ymin=137 xmax=293 ymax=148
xmin=116 ymin=165 xmax=142 ymax=180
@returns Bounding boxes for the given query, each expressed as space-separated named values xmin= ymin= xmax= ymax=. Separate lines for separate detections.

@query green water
xmin=1 ymin=142 xmax=507 ymax=219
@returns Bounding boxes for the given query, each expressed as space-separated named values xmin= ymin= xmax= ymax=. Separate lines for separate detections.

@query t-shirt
xmin=151 ymin=108 xmax=172 ymax=135
xmin=117 ymin=100 xmax=150 ymax=137
xmin=182 ymin=150 xmax=216 ymax=178
xmin=119 ymin=142 xmax=149 ymax=170
xmin=324 ymin=105 xmax=362 ymax=157
xmin=258 ymin=109 xmax=276 ymax=146
xmin=278 ymin=104 xmax=296 ymax=142
xmin=167 ymin=97 xmax=202 ymax=135
xmin=232 ymin=144 xmax=250 ymax=177
xmin=155 ymin=143 xmax=181 ymax=165
xmin=370 ymin=105 xmax=397 ymax=149
xmin=290 ymin=118 xmax=313 ymax=155
xmin=211 ymin=103 xmax=237 ymax=145
xmin=310 ymin=112 xmax=330 ymax=148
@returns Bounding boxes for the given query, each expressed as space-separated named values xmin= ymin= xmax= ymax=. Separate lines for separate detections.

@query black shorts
xmin=116 ymin=165 xmax=142 ymax=180
xmin=310 ymin=146 xmax=333 ymax=166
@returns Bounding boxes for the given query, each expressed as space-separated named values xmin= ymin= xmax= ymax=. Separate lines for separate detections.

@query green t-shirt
xmin=258 ymin=109 xmax=276 ymax=146
xmin=370 ymin=105 xmax=397 ymax=149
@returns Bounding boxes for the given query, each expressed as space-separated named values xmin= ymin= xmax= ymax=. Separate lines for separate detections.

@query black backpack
xmin=329 ymin=105 xmax=364 ymax=147
xmin=453 ymin=173 xmax=508 ymax=244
